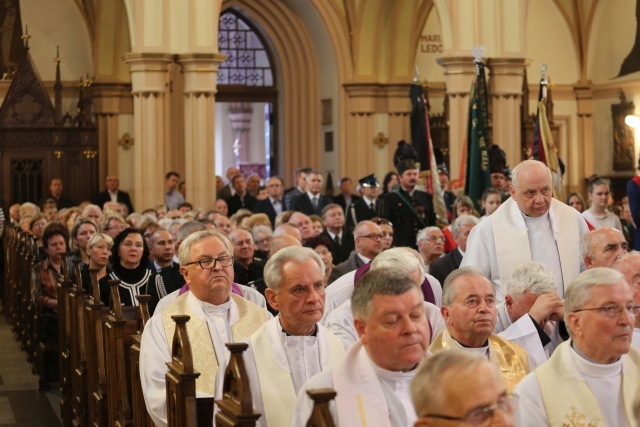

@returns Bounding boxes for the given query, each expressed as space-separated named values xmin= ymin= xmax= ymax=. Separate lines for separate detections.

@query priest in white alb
xmin=495 ymin=261 xmax=565 ymax=368
xmin=324 ymin=247 xmax=445 ymax=350
xmin=429 ymin=267 xmax=529 ymax=394
xmin=461 ymin=159 xmax=589 ymax=300
xmin=139 ymin=230 xmax=270 ymax=427
xmin=215 ymin=246 xmax=344 ymax=427
xmin=613 ymin=252 xmax=640 ymax=348
xmin=292 ymin=269 xmax=432 ymax=427
xmin=515 ymin=268 xmax=640 ymax=426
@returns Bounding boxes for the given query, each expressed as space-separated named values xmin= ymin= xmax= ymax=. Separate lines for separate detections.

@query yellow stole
xmin=429 ymin=330 xmax=529 ymax=394
xmin=161 ymin=292 xmax=268 ymax=395
xmin=536 ymin=341 xmax=640 ymax=427
xmin=251 ymin=319 xmax=345 ymax=427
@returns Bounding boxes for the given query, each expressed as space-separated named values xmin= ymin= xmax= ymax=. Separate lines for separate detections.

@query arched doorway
xmin=215 ymin=9 xmax=278 ymax=179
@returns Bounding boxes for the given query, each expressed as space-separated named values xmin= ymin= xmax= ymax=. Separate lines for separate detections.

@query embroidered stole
xmin=492 ymin=198 xmax=580 ymax=295
xmin=161 ymin=292 xmax=268 ymax=395
xmin=332 ymin=341 xmax=407 ymax=427
xmin=251 ymin=319 xmax=344 ymax=427
xmin=536 ymin=342 xmax=640 ymax=427
xmin=429 ymin=330 xmax=529 ymax=394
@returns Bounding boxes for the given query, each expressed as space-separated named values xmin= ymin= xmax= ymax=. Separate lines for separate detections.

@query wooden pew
xmin=130 ymin=294 xmax=154 ymax=427
xmin=85 ymin=269 xmax=109 ymax=427
xmin=305 ymin=389 xmax=337 ymax=427
xmin=215 ymin=343 xmax=260 ymax=427
xmin=103 ymin=279 xmax=139 ymax=427
xmin=69 ymin=260 xmax=89 ymax=427
xmin=57 ymin=254 xmax=74 ymax=426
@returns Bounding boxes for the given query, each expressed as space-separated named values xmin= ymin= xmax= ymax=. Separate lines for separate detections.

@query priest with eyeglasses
xmin=139 ymin=230 xmax=270 ymax=427
xmin=515 ymin=267 xmax=640 ymax=427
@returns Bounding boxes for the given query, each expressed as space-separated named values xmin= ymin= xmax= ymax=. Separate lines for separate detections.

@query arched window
xmin=217 ymin=11 xmax=275 ymax=87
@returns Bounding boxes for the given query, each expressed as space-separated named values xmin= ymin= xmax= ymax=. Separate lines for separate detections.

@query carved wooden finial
xmin=108 ymin=279 xmax=123 ymax=318
xmin=21 ymin=25 xmax=31 ymax=49
xmin=306 ymin=389 xmax=338 ymax=427
xmin=53 ymin=46 xmax=62 ymax=64
xmin=170 ymin=315 xmax=194 ymax=373
xmin=88 ymin=268 xmax=103 ymax=305
xmin=135 ymin=295 xmax=152 ymax=333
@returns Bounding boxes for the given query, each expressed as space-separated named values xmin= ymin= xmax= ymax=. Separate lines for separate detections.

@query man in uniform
xmin=383 ymin=159 xmax=436 ymax=249
xmin=346 ymin=173 xmax=381 ymax=230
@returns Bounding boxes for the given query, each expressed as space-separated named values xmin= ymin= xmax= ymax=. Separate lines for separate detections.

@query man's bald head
xmin=580 ymin=227 xmax=628 ymax=269
xmin=273 ymin=223 xmax=302 ymax=241
xmin=270 ymin=234 xmax=302 ymax=256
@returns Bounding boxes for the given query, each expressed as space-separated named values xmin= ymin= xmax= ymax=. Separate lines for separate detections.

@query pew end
xmin=306 ymin=389 xmax=338 ymax=427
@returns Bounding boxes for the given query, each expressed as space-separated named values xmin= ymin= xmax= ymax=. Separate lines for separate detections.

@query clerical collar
xmin=571 ymin=342 xmax=623 ymax=368
xmin=198 ymin=297 xmax=232 ymax=314
xmin=400 ymin=187 xmax=415 ymax=197
xmin=370 ymin=358 xmax=417 ymax=381
xmin=520 ymin=210 xmax=550 ymax=221
xmin=453 ymin=336 xmax=489 ymax=349
xmin=279 ymin=319 xmax=318 ymax=337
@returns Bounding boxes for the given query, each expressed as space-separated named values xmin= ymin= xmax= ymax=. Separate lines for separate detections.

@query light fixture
xmin=625 ymin=115 xmax=640 ymax=128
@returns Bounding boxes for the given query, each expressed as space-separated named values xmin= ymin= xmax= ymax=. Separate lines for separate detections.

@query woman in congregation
xmin=582 ymin=176 xmax=624 ymax=232
xmin=81 ymin=233 xmax=113 ymax=297
xmin=67 ymin=218 xmax=98 ymax=278
xmin=303 ymin=234 xmax=335 ymax=287
xmin=31 ymin=223 xmax=69 ymax=342
xmin=480 ymin=187 xmax=502 ymax=219
xmin=372 ymin=217 xmax=394 ymax=250
xmin=442 ymin=195 xmax=477 ymax=252
xmin=29 ymin=213 xmax=48 ymax=260
xmin=105 ymin=228 xmax=152 ymax=307
xmin=566 ymin=191 xmax=587 ymax=213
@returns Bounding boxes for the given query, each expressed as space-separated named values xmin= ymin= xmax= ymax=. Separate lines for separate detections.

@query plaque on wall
xmin=612 ymin=92 xmax=635 ymax=171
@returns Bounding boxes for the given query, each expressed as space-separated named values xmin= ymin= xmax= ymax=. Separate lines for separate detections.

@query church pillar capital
xmin=436 ymin=56 xmax=477 ymax=96
xmin=123 ymin=53 xmax=174 ymax=94
xmin=486 ymin=58 xmax=529 ymax=97
xmin=176 ymin=52 xmax=226 ymax=95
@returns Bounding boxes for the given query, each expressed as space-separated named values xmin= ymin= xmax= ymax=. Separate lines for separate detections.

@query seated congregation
xmin=4 ymin=152 xmax=640 ymax=426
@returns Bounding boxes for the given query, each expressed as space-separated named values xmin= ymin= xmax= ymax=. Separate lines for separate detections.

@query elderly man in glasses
xmin=417 ymin=227 xmax=446 ymax=272
xmin=411 ymin=350 xmax=516 ymax=427
xmin=329 ymin=220 xmax=383 ymax=283
xmin=515 ymin=267 xmax=640 ymax=427
xmin=139 ymin=230 xmax=270 ymax=427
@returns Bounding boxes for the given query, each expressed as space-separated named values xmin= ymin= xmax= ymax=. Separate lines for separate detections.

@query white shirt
xmin=108 ymin=190 xmax=118 ymax=203
xmin=523 ymin=213 xmax=564 ymax=297
xmin=633 ymin=328 xmax=640 ymax=349
xmin=268 ymin=196 xmax=283 ymax=214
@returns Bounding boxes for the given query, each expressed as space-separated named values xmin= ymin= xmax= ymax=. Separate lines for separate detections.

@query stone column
xmin=92 ymin=83 xmax=133 ymax=185
xmin=487 ymin=58 xmax=528 ymax=168
xmin=574 ymin=85 xmax=594 ymax=194
xmin=123 ymin=53 xmax=174 ymax=211
xmin=177 ymin=53 xmax=226 ymax=209
xmin=436 ymin=57 xmax=477 ymax=180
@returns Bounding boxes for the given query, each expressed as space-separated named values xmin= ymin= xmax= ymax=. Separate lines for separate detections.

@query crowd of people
xmin=14 ymin=155 xmax=640 ymax=426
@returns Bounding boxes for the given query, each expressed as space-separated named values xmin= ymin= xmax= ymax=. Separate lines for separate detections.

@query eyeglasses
xmin=572 ymin=304 xmax=640 ymax=318
xmin=184 ymin=256 xmax=234 ymax=269
xmin=424 ymin=236 xmax=445 ymax=243
xmin=422 ymin=395 xmax=518 ymax=426
xmin=358 ymin=233 xmax=383 ymax=240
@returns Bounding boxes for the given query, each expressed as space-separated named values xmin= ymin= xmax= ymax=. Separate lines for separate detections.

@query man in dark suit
xmin=320 ymin=203 xmax=354 ymax=264
xmin=333 ymin=177 xmax=361 ymax=212
xmin=329 ymin=220 xmax=383 ymax=283
xmin=94 ymin=174 xmax=135 ymax=214
xmin=284 ymin=167 xmax=311 ymax=209
xmin=145 ymin=229 xmax=184 ymax=314
xmin=346 ymin=173 xmax=381 ymax=230
xmin=382 ymin=159 xmax=436 ymax=249
xmin=217 ymin=166 xmax=240 ymax=201
xmin=428 ymin=214 xmax=479 ymax=286
xmin=290 ymin=170 xmax=332 ymax=216
xmin=227 ymin=175 xmax=257 ymax=216
xmin=38 ymin=177 xmax=75 ymax=210
xmin=253 ymin=176 xmax=286 ymax=226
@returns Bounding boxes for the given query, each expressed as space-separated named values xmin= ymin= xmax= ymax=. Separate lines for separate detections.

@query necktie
xmin=369 ymin=202 xmax=375 ymax=212
xmin=312 ymin=197 xmax=318 ymax=209
xmin=334 ymin=235 xmax=341 ymax=246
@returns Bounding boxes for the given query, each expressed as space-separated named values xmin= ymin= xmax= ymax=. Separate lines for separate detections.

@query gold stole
xmin=536 ymin=342 xmax=640 ymax=427
xmin=161 ymin=292 xmax=268 ymax=395
xmin=428 ymin=330 xmax=529 ymax=394
xmin=492 ymin=198 xmax=581 ymax=295
xmin=251 ymin=320 xmax=345 ymax=427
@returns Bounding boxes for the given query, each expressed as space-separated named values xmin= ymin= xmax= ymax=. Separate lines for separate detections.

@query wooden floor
xmin=0 ymin=308 xmax=61 ymax=427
